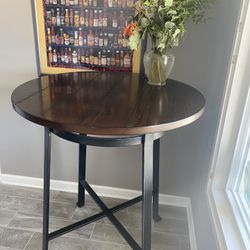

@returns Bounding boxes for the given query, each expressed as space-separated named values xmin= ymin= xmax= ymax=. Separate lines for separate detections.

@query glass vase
xmin=143 ymin=49 xmax=175 ymax=86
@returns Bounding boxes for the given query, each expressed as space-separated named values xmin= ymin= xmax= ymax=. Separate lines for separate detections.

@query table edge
xmin=12 ymin=100 xmax=206 ymax=136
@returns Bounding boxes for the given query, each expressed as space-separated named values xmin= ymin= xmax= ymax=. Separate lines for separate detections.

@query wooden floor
xmin=0 ymin=183 xmax=190 ymax=250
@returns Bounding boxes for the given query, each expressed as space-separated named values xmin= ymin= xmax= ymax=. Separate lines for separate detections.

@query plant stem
xmin=157 ymin=59 xmax=162 ymax=83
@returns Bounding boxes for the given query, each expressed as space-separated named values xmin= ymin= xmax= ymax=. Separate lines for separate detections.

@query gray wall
xmin=0 ymin=0 xmax=241 ymax=249
xmin=168 ymin=1 xmax=241 ymax=249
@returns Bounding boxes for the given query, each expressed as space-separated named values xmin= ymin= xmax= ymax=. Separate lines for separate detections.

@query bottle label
xmin=103 ymin=18 xmax=108 ymax=27
xmin=87 ymin=36 xmax=94 ymax=46
xmin=104 ymin=39 xmax=108 ymax=47
xmin=101 ymin=57 xmax=107 ymax=66
xmin=112 ymin=20 xmax=118 ymax=28
xmin=74 ymin=39 xmax=79 ymax=46
xmin=80 ymin=17 xmax=84 ymax=26
xmin=124 ymin=57 xmax=131 ymax=68
xmin=94 ymin=37 xmax=99 ymax=46
xmin=53 ymin=55 xmax=57 ymax=63
xmin=73 ymin=56 xmax=78 ymax=64
xmin=81 ymin=55 xmax=85 ymax=63
xmin=99 ymin=38 xmax=104 ymax=47
xmin=123 ymin=39 xmax=128 ymax=48
xmin=79 ymin=37 xmax=83 ymax=46
xmin=111 ymin=58 xmax=115 ymax=66
xmin=74 ymin=17 xmax=80 ymax=27
xmin=52 ymin=17 xmax=56 ymax=25
xmin=52 ymin=35 xmax=56 ymax=44
xmin=94 ymin=19 xmax=98 ymax=27
xmin=94 ymin=57 xmax=98 ymax=65
xmin=90 ymin=56 xmax=94 ymax=65
xmin=65 ymin=17 xmax=69 ymax=26
xmin=48 ymin=54 xmax=53 ymax=64
xmin=107 ymin=58 xmax=111 ymax=66
xmin=56 ymin=17 xmax=61 ymax=26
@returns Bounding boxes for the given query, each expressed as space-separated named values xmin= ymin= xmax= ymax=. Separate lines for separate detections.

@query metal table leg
xmin=153 ymin=139 xmax=161 ymax=221
xmin=142 ymin=134 xmax=154 ymax=250
xmin=42 ymin=128 xmax=51 ymax=250
xmin=40 ymin=130 xmax=163 ymax=250
xmin=77 ymin=143 xmax=86 ymax=207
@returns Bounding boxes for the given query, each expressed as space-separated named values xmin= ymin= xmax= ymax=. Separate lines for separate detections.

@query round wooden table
xmin=12 ymin=72 xmax=205 ymax=250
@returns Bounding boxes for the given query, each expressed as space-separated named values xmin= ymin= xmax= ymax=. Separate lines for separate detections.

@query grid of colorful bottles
xmin=45 ymin=7 xmax=132 ymax=29
xmin=44 ymin=0 xmax=134 ymax=70
xmin=45 ymin=0 xmax=134 ymax=8
xmin=47 ymin=27 xmax=129 ymax=49
xmin=48 ymin=46 xmax=133 ymax=70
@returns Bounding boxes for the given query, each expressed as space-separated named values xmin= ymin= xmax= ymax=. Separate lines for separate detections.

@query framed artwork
xmin=32 ymin=0 xmax=144 ymax=74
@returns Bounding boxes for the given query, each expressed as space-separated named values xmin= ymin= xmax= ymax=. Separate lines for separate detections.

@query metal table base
xmin=42 ymin=127 xmax=161 ymax=250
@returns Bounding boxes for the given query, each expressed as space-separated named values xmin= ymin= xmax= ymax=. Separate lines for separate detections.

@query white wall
xmin=0 ymin=0 xmax=241 ymax=249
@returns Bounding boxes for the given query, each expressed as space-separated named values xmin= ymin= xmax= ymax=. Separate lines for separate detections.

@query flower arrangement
xmin=124 ymin=0 xmax=214 ymax=54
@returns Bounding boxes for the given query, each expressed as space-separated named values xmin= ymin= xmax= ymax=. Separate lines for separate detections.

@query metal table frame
xmin=42 ymin=127 xmax=162 ymax=250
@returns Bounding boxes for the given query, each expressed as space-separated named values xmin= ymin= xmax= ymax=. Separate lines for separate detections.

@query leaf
xmin=167 ymin=10 xmax=177 ymax=15
xmin=140 ymin=17 xmax=150 ymax=28
xmin=128 ymin=31 xmax=141 ymax=50
xmin=165 ymin=21 xmax=175 ymax=30
xmin=131 ymin=0 xmax=214 ymax=52
xmin=164 ymin=0 xmax=173 ymax=7
xmin=173 ymin=28 xmax=181 ymax=39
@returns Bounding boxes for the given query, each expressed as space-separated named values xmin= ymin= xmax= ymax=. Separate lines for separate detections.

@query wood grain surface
xmin=11 ymin=72 xmax=205 ymax=135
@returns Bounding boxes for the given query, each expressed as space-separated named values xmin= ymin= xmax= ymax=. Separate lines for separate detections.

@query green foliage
xmin=128 ymin=0 xmax=214 ymax=54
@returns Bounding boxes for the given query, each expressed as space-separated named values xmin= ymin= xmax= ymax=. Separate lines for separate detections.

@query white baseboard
xmin=0 ymin=173 xmax=197 ymax=250
xmin=1 ymin=173 xmax=188 ymax=206
xmin=186 ymin=199 xmax=198 ymax=250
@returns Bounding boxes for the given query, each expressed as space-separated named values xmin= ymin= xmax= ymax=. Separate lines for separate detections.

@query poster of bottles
xmin=33 ymin=0 xmax=142 ymax=74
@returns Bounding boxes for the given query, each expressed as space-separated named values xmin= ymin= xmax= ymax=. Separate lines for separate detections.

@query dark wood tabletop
xmin=11 ymin=72 xmax=205 ymax=136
